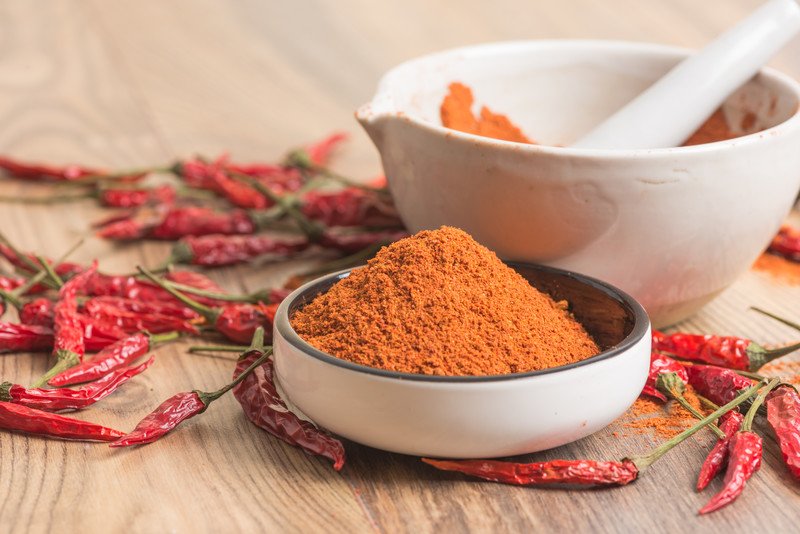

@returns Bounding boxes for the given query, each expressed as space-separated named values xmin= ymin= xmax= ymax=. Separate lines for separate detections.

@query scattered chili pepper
xmin=170 ymin=234 xmax=310 ymax=267
xmin=0 ymin=401 xmax=124 ymax=441
xmin=768 ymin=225 xmax=800 ymax=262
xmin=110 ymin=329 xmax=269 ymax=447
xmin=20 ymin=298 xmax=55 ymax=326
xmin=0 ymin=156 xmax=103 ymax=182
xmin=33 ymin=263 xmax=97 ymax=387
xmin=85 ymin=272 xmax=172 ymax=302
xmin=697 ymin=410 xmax=744 ymax=491
xmin=99 ymin=184 xmax=176 ymax=208
xmin=641 ymin=352 xmax=688 ymax=401
xmin=765 ymin=384 xmax=800 ymax=480
xmin=423 ymin=382 xmax=763 ymax=486
xmin=49 ymin=332 xmax=178 ymax=387
xmin=299 ymin=188 xmax=402 ymax=228
xmin=138 ymin=267 xmax=277 ymax=344
xmin=687 ymin=364 xmax=755 ymax=406
xmin=652 ymin=329 xmax=800 ymax=371
xmin=82 ymin=299 xmax=198 ymax=335
xmin=232 ymin=341 xmax=346 ymax=470
xmin=83 ymin=296 xmax=197 ymax=320
xmin=0 ymin=322 xmax=54 ymax=353
xmin=0 ymin=356 xmax=154 ymax=412
xmin=303 ymin=132 xmax=349 ymax=166
xmin=176 ymin=155 xmax=269 ymax=209
xmin=699 ymin=379 xmax=779 ymax=514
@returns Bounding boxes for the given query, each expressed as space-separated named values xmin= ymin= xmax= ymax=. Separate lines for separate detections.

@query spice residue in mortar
xmin=441 ymin=82 xmax=757 ymax=145
xmin=291 ymin=226 xmax=599 ymax=376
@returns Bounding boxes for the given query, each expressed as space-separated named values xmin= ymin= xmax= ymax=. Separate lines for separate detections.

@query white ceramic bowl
xmin=273 ymin=262 xmax=650 ymax=458
xmin=356 ymin=40 xmax=800 ymax=327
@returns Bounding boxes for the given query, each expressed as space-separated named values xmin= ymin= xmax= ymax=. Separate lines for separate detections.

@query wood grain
xmin=0 ymin=0 xmax=799 ymax=532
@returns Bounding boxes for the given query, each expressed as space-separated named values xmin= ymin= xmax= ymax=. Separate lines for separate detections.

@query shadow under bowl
xmin=273 ymin=262 xmax=651 ymax=458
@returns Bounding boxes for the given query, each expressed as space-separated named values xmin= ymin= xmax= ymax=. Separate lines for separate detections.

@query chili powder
xmin=292 ymin=227 xmax=599 ymax=376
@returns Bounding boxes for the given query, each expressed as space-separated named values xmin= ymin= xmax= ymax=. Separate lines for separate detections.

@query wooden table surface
xmin=1 ymin=1 xmax=800 ymax=532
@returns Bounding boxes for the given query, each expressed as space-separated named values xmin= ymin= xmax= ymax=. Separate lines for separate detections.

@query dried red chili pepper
xmin=83 ymin=296 xmax=197 ymax=320
xmin=227 ymin=162 xmax=303 ymax=194
xmin=299 ymin=188 xmax=402 ymax=228
xmin=84 ymin=272 xmax=171 ymax=302
xmin=82 ymin=299 xmax=198 ymax=335
xmin=0 ymin=356 xmax=154 ymax=412
xmin=0 ymin=156 xmax=103 ymax=182
xmin=697 ymin=410 xmax=744 ymax=491
xmin=170 ymin=234 xmax=310 ymax=267
xmin=423 ymin=382 xmax=763 ymax=486
xmin=175 ymin=156 xmax=269 ymax=209
xmin=0 ymin=401 xmax=124 ymax=441
xmin=139 ymin=267 xmax=276 ymax=344
xmin=652 ymin=330 xmax=800 ymax=371
xmin=686 ymin=364 xmax=754 ymax=406
xmin=0 ymin=155 xmax=148 ymax=183
xmin=99 ymin=184 xmax=176 ymax=208
xmin=111 ymin=330 xmax=270 ymax=447
xmin=33 ymin=263 xmax=98 ymax=387
xmin=232 ymin=343 xmax=346 ymax=470
xmin=768 ymin=224 xmax=800 ymax=262
xmin=304 ymin=132 xmax=349 ymax=166
xmin=0 ymin=322 xmax=54 ymax=353
xmin=765 ymin=384 xmax=800 ymax=480
xmin=49 ymin=331 xmax=177 ymax=387
xmin=641 ymin=352 xmax=688 ymax=401
xmin=699 ymin=379 xmax=778 ymax=514
xmin=150 ymin=206 xmax=256 ymax=239
xmin=20 ymin=298 xmax=55 ymax=326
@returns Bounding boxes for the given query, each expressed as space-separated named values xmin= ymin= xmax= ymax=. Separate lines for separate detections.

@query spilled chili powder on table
xmin=292 ymin=227 xmax=599 ymax=376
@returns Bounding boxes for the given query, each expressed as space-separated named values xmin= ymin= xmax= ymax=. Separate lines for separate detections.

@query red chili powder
xmin=291 ymin=227 xmax=599 ymax=376
xmin=440 ymin=82 xmax=754 ymax=146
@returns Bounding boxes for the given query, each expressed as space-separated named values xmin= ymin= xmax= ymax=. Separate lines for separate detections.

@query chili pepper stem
xmin=656 ymin=373 xmax=725 ymax=438
xmin=734 ymin=369 xmax=768 ymax=381
xmin=189 ymin=345 xmax=249 ymax=354
xmin=629 ymin=381 xmax=765 ymax=471
xmin=742 ymin=378 xmax=780 ymax=431
xmin=674 ymin=393 xmax=726 ymax=439
xmin=0 ymin=232 xmax=40 ymax=272
xmin=0 ymin=289 xmax=21 ymax=309
xmin=35 ymin=254 xmax=63 ymax=288
xmin=32 ymin=350 xmax=81 ymax=388
xmin=157 ymin=281 xmax=268 ymax=304
xmin=286 ymin=150 xmax=389 ymax=196
xmin=750 ymin=307 xmax=800 ymax=333
xmin=197 ymin=329 xmax=269 ymax=404
xmin=148 ymin=331 xmax=181 ymax=345
xmin=230 ymin=171 xmax=324 ymax=241
xmin=304 ymin=242 xmax=386 ymax=278
xmin=136 ymin=266 xmax=219 ymax=323
xmin=10 ymin=238 xmax=85 ymax=298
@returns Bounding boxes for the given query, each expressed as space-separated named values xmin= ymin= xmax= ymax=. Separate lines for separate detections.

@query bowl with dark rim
xmin=273 ymin=262 xmax=650 ymax=458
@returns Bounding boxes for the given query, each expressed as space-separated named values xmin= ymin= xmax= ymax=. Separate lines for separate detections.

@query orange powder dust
xmin=752 ymin=253 xmax=800 ymax=285
xmin=622 ymin=387 xmax=707 ymax=440
xmin=291 ymin=227 xmax=599 ymax=376
xmin=440 ymin=82 xmax=533 ymax=143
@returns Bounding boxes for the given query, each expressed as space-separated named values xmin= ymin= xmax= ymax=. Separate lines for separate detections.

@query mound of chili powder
xmin=291 ymin=227 xmax=599 ymax=376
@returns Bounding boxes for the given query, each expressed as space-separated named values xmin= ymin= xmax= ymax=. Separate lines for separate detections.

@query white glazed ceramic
xmin=575 ymin=0 xmax=800 ymax=149
xmin=356 ymin=40 xmax=800 ymax=327
xmin=273 ymin=263 xmax=651 ymax=458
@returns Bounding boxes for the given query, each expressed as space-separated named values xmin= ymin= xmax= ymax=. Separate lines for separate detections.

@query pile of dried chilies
xmin=1 ymin=133 xmax=800 ymax=513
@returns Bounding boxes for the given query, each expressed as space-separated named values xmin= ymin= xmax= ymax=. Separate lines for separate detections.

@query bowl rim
xmin=357 ymin=39 xmax=800 ymax=157
xmin=274 ymin=261 xmax=651 ymax=383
